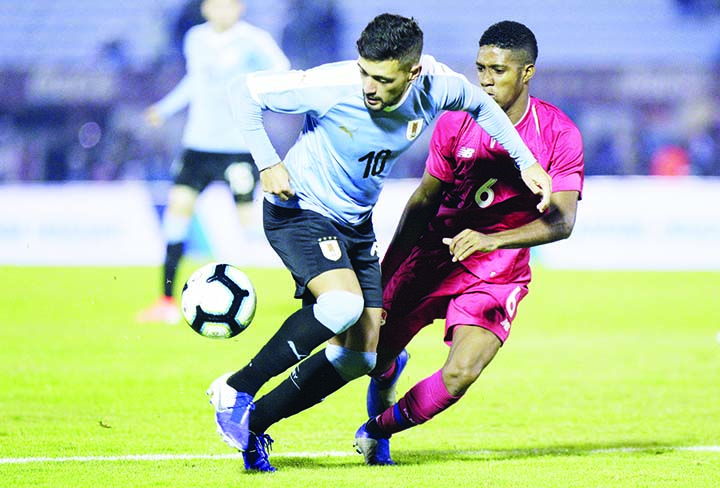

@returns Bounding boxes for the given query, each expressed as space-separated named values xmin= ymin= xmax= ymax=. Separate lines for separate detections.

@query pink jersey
xmin=422 ymin=96 xmax=584 ymax=283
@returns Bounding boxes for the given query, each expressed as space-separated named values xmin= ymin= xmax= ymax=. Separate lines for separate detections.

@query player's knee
xmin=442 ymin=364 xmax=482 ymax=396
xmin=325 ymin=344 xmax=376 ymax=381
xmin=313 ymin=291 xmax=364 ymax=334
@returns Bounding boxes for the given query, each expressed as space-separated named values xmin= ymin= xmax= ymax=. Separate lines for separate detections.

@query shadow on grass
xmin=391 ymin=440 xmax=682 ymax=466
xmin=267 ymin=440 xmax=681 ymax=470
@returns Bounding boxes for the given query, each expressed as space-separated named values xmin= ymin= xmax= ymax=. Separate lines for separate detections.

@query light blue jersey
xmin=155 ymin=21 xmax=289 ymax=153
xmin=229 ymin=55 xmax=537 ymax=225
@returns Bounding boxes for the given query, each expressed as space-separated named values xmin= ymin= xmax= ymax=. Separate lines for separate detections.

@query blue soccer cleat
xmin=364 ymin=349 xmax=409 ymax=465
xmin=243 ymin=432 xmax=276 ymax=472
xmin=373 ymin=438 xmax=395 ymax=465
xmin=367 ymin=349 xmax=409 ymax=416
xmin=354 ymin=421 xmax=392 ymax=466
xmin=207 ymin=373 xmax=254 ymax=451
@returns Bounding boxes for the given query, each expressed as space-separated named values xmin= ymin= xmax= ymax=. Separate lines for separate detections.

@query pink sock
xmin=376 ymin=369 xmax=462 ymax=435
xmin=374 ymin=360 xmax=397 ymax=383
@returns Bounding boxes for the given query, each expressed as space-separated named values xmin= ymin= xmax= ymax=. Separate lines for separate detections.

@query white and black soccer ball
xmin=181 ymin=263 xmax=256 ymax=339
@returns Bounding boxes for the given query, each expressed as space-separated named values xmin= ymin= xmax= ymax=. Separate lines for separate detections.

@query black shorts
xmin=172 ymin=149 xmax=259 ymax=203
xmin=263 ymin=199 xmax=382 ymax=307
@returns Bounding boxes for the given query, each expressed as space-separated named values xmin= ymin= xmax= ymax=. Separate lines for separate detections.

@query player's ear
xmin=522 ymin=64 xmax=535 ymax=83
xmin=408 ymin=63 xmax=422 ymax=82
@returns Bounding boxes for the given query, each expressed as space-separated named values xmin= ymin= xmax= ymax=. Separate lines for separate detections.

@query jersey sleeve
xmin=425 ymin=112 xmax=464 ymax=183
xmin=468 ymin=86 xmax=538 ymax=171
xmin=226 ymin=73 xmax=281 ymax=170
xmin=248 ymin=28 xmax=291 ymax=72
xmin=154 ymin=75 xmax=192 ymax=118
xmin=227 ymin=62 xmax=356 ymax=170
xmin=153 ymin=28 xmax=197 ymax=117
xmin=548 ymin=124 xmax=585 ymax=196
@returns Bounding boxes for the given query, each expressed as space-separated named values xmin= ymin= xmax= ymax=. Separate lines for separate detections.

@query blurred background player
xmin=136 ymin=0 xmax=290 ymax=324
xmin=207 ymin=13 xmax=551 ymax=473
xmin=281 ymin=0 xmax=341 ymax=69
xmin=354 ymin=20 xmax=585 ymax=465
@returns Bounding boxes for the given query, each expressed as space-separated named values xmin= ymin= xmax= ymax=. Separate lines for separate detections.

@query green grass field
xmin=2 ymin=264 xmax=719 ymax=487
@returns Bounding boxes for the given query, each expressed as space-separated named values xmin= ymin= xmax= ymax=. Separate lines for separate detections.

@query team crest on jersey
xmin=318 ymin=237 xmax=342 ymax=261
xmin=406 ymin=119 xmax=424 ymax=141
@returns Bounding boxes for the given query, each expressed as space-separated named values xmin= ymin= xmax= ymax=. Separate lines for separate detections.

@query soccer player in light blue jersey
xmin=136 ymin=0 xmax=289 ymax=325
xmin=206 ymin=13 xmax=552 ymax=472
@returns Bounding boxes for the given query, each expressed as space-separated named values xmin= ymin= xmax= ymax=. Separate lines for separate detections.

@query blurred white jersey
xmin=155 ymin=21 xmax=289 ymax=153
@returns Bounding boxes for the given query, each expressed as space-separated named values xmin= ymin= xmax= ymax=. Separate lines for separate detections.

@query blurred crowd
xmin=0 ymin=0 xmax=718 ymax=183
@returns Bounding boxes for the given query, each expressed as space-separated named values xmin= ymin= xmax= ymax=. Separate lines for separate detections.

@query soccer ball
xmin=180 ymin=263 xmax=256 ymax=339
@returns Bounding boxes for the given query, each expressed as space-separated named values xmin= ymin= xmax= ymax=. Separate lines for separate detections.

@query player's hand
xmin=442 ymin=229 xmax=498 ymax=262
xmin=520 ymin=162 xmax=552 ymax=213
xmin=260 ymin=162 xmax=295 ymax=201
xmin=144 ymin=106 xmax=164 ymax=128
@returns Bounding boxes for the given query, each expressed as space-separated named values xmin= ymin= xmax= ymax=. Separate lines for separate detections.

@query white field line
xmin=1 ymin=446 xmax=719 ymax=465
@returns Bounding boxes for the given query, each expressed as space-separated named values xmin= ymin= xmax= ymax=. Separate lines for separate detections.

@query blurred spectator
xmin=45 ymin=139 xmax=71 ymax=181
xmin=96 ymin=39 xmax=132 ymax=72
xmin=281 ymin=0 xmax=341 ymax=68
xmin=577 ymin=104 xmax=634 ymax=175
xmin=586 ymin=133 xmax=623 ymax=176
xmin=680 ymin=97 xmax=720 ymax=176
xmin=687 ymin=128 xmax=719 ymax=176
xmin=0 ymin=116 xmax=24 ymax=182
xmin=0 ymin=0 xmax=718 ymax=182
xmin=649 ymin=144 xmax=690 ymax=176
xmin=674 ymin=0 xmax=720 ymax=17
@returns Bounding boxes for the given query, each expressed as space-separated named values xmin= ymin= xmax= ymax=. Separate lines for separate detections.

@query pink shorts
xmin=380 ymin=250 xmax=529 ymax=350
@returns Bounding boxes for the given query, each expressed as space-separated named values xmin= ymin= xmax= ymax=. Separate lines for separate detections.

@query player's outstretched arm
xmin=520 ymin=162 xmax=552 ymax=213
xmin=442 ymin=190 xmax=579 ymax=262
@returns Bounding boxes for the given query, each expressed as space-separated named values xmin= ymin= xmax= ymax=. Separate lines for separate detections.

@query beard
xmin=363 ymin=94 xmax=385 ymax=111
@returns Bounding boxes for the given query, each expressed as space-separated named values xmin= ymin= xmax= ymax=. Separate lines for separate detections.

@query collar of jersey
xmin=382 ymin=82 xmax=414 ymax=112
xmin=515 ymin=97 xmax=533 ymax=126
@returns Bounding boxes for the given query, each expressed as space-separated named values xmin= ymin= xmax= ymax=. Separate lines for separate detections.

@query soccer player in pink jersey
xmin=354 ymin=20 xmax=585 ymax=465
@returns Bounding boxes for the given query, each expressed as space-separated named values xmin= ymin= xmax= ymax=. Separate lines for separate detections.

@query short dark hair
xmin=479 ymin=20 xmax=538 ymax=64
xmin=356 ymin=13 xmax=423 ymax=69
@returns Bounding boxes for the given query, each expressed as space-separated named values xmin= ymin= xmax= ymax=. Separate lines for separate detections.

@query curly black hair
xmin=479 ymin=20 xmax=538 ymax=64
xmin=356 ymin=13 xmax=424 ymax=69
